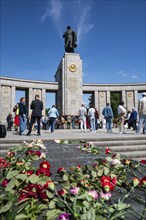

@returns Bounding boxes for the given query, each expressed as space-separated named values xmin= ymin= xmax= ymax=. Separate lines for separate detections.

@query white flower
xmin=100 ymin=191 xmax=112 ymax=200
xmin=112 ymin=159 xmax=121 ymax=165
xmin=40 ymin=153 xmax=46 ymax=159
xmin=36 ymin=143 xmax=46 ymax=150
xmin=37 ymin=139 xmax=43 ymax=143
xmin=54 ymin=139 xmax=61 ymax=143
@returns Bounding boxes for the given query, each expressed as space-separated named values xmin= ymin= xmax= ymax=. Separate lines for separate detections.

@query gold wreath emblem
xmin=69 ymin=64 xmax=77 ymax=72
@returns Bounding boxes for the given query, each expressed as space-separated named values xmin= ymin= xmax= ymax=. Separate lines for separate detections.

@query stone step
xmin=94 ymin=140 xmax=146 ymax=147
xmin=107 ymin=145 xmax=146 ymax=152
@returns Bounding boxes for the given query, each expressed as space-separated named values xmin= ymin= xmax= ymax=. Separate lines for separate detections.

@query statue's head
xmin=67 ymin=26 xmax=71 ymax=30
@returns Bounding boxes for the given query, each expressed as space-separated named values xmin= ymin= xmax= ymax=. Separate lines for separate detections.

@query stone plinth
xmin=55 ymin=53 xmax=82 ymax=115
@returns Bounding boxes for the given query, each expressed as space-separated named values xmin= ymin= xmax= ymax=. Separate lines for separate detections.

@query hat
xmin=142 ymin=92 xmax=146 ymax=96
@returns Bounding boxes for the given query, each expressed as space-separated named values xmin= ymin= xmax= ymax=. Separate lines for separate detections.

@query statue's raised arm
xmin=63 ymin=26 xmax=77 ymax=53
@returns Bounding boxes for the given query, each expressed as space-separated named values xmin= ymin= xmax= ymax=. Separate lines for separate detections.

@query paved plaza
xmin=1 ymin=127 xmax=141 ymax=142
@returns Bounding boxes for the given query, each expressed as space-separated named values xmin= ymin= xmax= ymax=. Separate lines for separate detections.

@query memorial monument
xmin=55 ymin=26 xmax=82 ymax=116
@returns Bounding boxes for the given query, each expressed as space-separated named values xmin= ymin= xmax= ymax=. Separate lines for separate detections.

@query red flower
xmin=1 ymin=178 xmax=9 ymax=187
xmin=35 ymin=184 xmax=44 ymax=193
xmin=57 ymin=188 xmax=67 ymax=196
xmin=0 ymin=157 xmax=10 ymax=169
xmin=36 ymin=168 xmax=51 ymax=176
xmin=140 ymin=160 xmax=146 ymax=165
xmin=105 ymin=148 xmax=111 ymax=154
xmin=133 ymin=177 xmax=140 ymax=187
xmin=141 ymin=177 xmax=146 ymax=187
xmin=39 ymin=191 xmax=48 ymax=202
xmin=76 ymin=165 xmax=81 ymax=169
xmin=100 ymin=176 xmax=116 ymax=192
xmin=40 ymin=161 xmax=51 ymax=169
xmin=25 ymin=150 xmax=35 ymax=155
xmin=7 ymin=151 xmax=15 ymax=157
xmin=35 ymin=151 xmax=41 ymax=157
xmin=25 ymin=170 xmax=34 ymax=176
xmin=44 ymin=180 xmax=55 ymax=190
xmin=57 ymin=167 xmax=65 ymax=173
xmin=102 ymin=181 xmax=114 ymax=192
xmin=18 ymin=192 xmax=29 ymax=202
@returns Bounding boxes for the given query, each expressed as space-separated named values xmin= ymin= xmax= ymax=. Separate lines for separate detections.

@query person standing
xmin=48 ymin=105 xmax=59 ymax=133
xmin=26 ymin=95 xmax=43 ymax=136
xmin=102 ymin=103 xmax=113 ymax=133
xmin=95 ymin=108 xmax=100 ymax=131
xmin=118 ymin=100 xmax=126 ymax=134
xmin=88 ymin=105 xmax=96 ymax=132
xmin=6 ymin=113 xmax=13 ymax=131
xmin=79 ymin=104 xmax=87 ymax=132
xmin=18 ymin=97 xmax=27 ymax=135
xmin=136 ymin=92 xmax=146 ymax=134
xmin=130 ymin=108 xmax=137 ymax=131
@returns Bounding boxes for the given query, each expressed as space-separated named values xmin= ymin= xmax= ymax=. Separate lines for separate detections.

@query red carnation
xmin=1 ymin=178 xmax=9 ymax=187
xmin=18 ymin=192 xmax=29 ymax=202
xmin=105 ymin=148 xmax=111 ymax=154
xmin=35 ymin=151 xmax=41 ymax=157
xmin=40 ymin=161 xmax=51 ymax=169
xmin=57 ymin=167 xmax=65 ymax=173
xmin=36 ymin=168 xmax=51 ymax=176
xmin=57 ymin=188 xmax=67 ymax=196
xmin=25 ymin=150 xmax=35 ymax=155
xmin=25 ymin=170 xmax=34 ymax=176
xmin=39 ymin=191 xmax=48 ymax=202
xmin=140 ymin=160 xmax=146 ymax=165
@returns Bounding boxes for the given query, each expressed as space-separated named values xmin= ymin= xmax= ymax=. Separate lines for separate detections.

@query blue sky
xmin=1 ymin=0 xmax=146 ymax=106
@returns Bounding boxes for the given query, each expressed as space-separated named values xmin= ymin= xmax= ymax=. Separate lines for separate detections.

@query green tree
xmin=110 ymin=92 xmax=121 ymax=118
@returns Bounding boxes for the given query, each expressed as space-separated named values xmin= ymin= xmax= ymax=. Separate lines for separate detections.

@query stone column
xmin=11 ymin=86 xmax=16 ymax=113
xmin=134 ymin=90 xmax=138 ymax=110
xmin=94 ymin=91 xmax=99 ymax=109
xmin=106 ymin=91 xmax=110 ymax=104
xmin=0 ymin=86 xmax=11 ymax=123
xmin=42 ymin=89 xmax=46 ymax=116
xmin=127 ymin=91 xmax=134 ymax=111
xmin=98 ymin=91 xmax=106 ymax=118
xmin=28 ymin=88 xmax=33 ymax=115
xmin=122 ymin=90 xmax=126 ymax=106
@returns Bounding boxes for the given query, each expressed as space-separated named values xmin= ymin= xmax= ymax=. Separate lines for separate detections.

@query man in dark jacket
xmin=26 ymin=95 xmax=43 ymax=136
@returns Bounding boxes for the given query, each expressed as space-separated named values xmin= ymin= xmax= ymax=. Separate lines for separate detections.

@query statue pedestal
xmin=55 ymin=53 xmax=82 ymax=116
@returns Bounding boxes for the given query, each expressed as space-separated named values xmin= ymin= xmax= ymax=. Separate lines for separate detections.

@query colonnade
xmin=0 ymin=76 xmax=145 ymax=123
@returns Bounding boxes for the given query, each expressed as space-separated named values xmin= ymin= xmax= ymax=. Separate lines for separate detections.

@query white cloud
xmin=131 ymin=75 xmax=138 ymax=79
xmin=118 ymin=70 xmax=127 ymax=77
xmin=41 ymin=0 xmax=94 ymax=44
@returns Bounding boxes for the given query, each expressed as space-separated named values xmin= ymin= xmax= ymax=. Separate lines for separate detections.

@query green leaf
xmin=46 ymin=191 xmax=54 ymax=199
xmin=104 ymin=167 xmax=109 ymax=175
xmin=49 ymin=200 xmax=56 ymax=209
xmin=0 ymin=201 xmax=13 ymax=214
xmin=97 ymin=169 xmax=103 ymax=177
xmin=27 ymin=174 xmax=39 ymax=183
xmin=47 ymin=209 xmax=62 ymax=220
xmin=63 ymin=174 xmax=69 ymax=181
xmin=16 ymin=174 xmax=27 ymax=181
xmin=38 ymin=204 xmax=48 ymax=210
xmin=6 ymin=170 xmax=19 ymax=180
xmin=6 ymin=178 xmax=19 ymax=190
xmin=37 ymin=176 xmax=51 ymax=185
xmin=83 ymin=201 xmax=90 ymax=209
xmin=56 ymin=200 xmax=66 ymax=208
xmin=91 ymin=171 xmax=97 ymax=178
xmin=15 ymin=214 xmax=29 ymax=219
xmin=62 ymin=182 xmax=71 ymax=189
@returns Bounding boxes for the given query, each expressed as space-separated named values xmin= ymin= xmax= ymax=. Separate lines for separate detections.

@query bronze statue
xmin=63 ymin=26 xmax=77 ymax=53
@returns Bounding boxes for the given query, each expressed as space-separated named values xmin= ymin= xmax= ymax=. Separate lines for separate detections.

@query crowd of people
xmin=6 ymin=92 xmax=146 ymax=136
